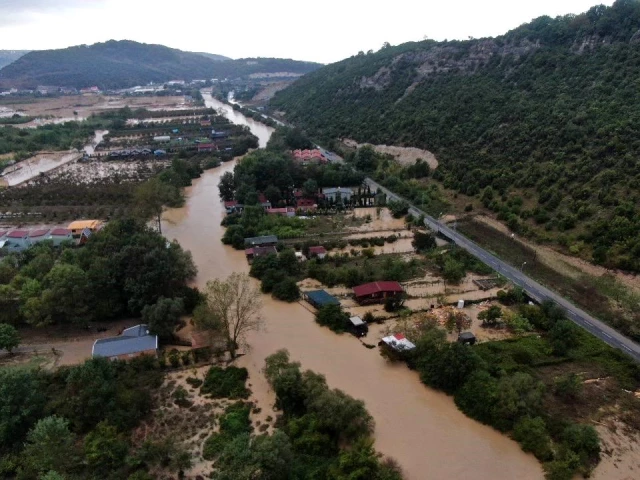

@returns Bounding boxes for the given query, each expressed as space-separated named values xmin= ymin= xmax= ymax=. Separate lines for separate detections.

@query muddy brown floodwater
xmin=161 ymin=159 xmax=544 ymax=480
xmin=202 ymin=92 xmax=274 ymax=148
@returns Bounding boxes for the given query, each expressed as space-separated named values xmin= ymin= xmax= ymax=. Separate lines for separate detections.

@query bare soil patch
xmin=251 ymin=81 xmax=294 ymax=103
xmin=343 ymin=138 xmax=439 ymax=169
xmin=594 ymin=419 xmax=640 ymax=479
xmin=133 ymin=364 xmax=276 ymax=479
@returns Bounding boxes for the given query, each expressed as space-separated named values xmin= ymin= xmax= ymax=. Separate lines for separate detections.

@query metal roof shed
xmin=304 ymin=290 xmax=340 ymax=309
xmin=92 ymin=324 xmax=158 ymax=358
xmin=244 ymin=235 xmax=278 ymax=246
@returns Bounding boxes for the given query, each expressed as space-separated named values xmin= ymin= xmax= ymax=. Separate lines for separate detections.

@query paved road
xmin=316 ymin=145 xmax=640 ymax=361
xmin=365 ymin=177 xmax=640 ymax=362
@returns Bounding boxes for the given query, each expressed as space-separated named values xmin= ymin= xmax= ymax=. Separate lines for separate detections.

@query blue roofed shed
xmin=304 ymin=290 xmax=340 ymax=309
xmin=92 ymin=324 xmax=158 ymax=360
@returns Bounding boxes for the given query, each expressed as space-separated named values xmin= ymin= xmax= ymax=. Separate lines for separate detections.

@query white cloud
xmin=0 ymin=0 xmax=615 ymax=63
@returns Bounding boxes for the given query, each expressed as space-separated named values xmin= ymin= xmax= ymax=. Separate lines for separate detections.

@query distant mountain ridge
xmin=271 ymin=0 xmax=640 ymax=272
xmin=0 ymin=40 xmax=321 ymax=89
xmin=0 ymin=50 xmax=30 ymax=70
xmin=193 ymin=52 xmax=232 ymax=62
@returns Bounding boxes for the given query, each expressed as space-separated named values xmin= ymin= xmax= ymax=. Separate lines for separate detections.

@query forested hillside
xmin=271 ymin=0 xmax=640 ymax=272
xmin=0 ymin=40 xmax=321 ymax=89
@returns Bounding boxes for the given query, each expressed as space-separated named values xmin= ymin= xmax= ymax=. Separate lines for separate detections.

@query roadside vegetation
xmin=458 ymin=219 xmax=640 ymax=341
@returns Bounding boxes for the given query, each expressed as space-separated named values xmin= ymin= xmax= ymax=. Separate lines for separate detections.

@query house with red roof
xmin=295 ymin=197 xmax=317 ymax=213
xmin=1 ymin=230 xmax=31 ymax=252
xmin=308 ymin=246 xmax=327 ymax=259
xmin=257 ymin=193 xmax=272 ymax=210
xmin=266 ymin=207 xmax=296 ymax=217
xmin=47 ymin=228 xmax=73 ymax=246
xmin=292 ymin=149 xmax=327 ymax=165
xmin=245 ymin=246 xmax=278 ymax=263
xmin=224 ymin=200 xmax=244 ymax=214
xmin=197 ymin=143 xmax=217 ymax=152
xmin=28 ymin=229 xmax=50 ymax=244
xmin=352 ymin=281 xmax=404 ymax=305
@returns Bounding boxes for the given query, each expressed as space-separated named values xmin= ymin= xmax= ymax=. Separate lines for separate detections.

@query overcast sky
xmin=0 ymin=0 xmax=614 ymax=64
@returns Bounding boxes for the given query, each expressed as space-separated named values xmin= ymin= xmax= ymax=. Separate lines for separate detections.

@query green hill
xmin=193 ymin=52 xmax=232 ymax=62
xmin=271 ymin=0 xmax=640 ymax=273
xmin=0 ymin=50 xmax=30 ymax=70
xmin=0 ymin=40 xmax=321 ymax=89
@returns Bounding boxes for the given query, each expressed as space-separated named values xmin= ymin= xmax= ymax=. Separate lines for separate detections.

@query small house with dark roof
xmin=458 ymin=332 xmax=477 ymax=345
xmin=353 ymin=281 xmax=404 ymax=305
xmin=245 ymin=246 xmax=278 ymax=263
xmin=244 ymin=235 xmax=278 ymax=247
xmin=28 ymin=229 xmax=50 ymax=244
xmin=303 ymin=289 xmax=340 ymax=309
xmin=322 ymin=187 xmax=352 ymax=203
xmin=224 ymin=200 xmax=244 ymax=215
xmin=47 ymin=228 xmax=73 ymax=246
xmin=349 ymin=316 xmax=368 ymax=337
xmin=92 ymin=324 xmax=158 ymax=360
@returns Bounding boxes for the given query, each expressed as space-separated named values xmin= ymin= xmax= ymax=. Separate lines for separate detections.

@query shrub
xmin=512 ymin=416 xmax=553 ymax=461
xmin=181 ymin=351 xmax=192 ymax=366
xmin=186 ymin=377 xmax=203 ymax=388
xmin=168 ymin=351 xmax=180 ymax=368
xmin=315 ymin=304 xmax=349 ymax=333
xmin=272 ymin=278 xmax=300 ymax=302
xmin=203 ymin=432 xmax=228 ymax=460
xmin=201 ymin=367 xmax=249 ymax=399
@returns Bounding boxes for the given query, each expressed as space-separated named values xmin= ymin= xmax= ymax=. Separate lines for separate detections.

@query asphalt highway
xmin=364 ymin=177 xmax=640 ymax=362
xmin=316 ymin=145 xmax=640 ymax=361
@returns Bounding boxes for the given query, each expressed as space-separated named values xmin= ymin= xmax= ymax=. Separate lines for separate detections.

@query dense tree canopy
xmin=0 ymin=219 xmax=197 ymax=326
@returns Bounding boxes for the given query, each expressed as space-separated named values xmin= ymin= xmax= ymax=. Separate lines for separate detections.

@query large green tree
xmin=142 ymin=297 xmax=184 ymax=340
xmin=21 ymin=416 xmax=77 ymax=477
xmin=0 ymin=323 xmax=20 ymax=353
xmin=134 ymin=178 xmax=183 ymax=234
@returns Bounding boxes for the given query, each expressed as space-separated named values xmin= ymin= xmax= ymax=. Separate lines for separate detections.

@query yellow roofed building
xmin=67 ymin=220 xmax=104 ymax=237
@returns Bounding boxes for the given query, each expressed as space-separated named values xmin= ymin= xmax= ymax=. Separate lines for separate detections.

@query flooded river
xmin=161 ymin=108 xmax=543 ymax=480
xmin=202 ymin=92 xmax=274 ymax=148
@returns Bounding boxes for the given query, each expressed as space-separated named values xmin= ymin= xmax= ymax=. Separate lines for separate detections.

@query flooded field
xmin=0 ymin=151 xmax=82 ymax=186
xmin=0 ymin=95 xmax=190 ymax=125
xmin=160 ymin=161 xmax=544 ymax=480
xmin=0 ymin=129 xmax=108 ymax=186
